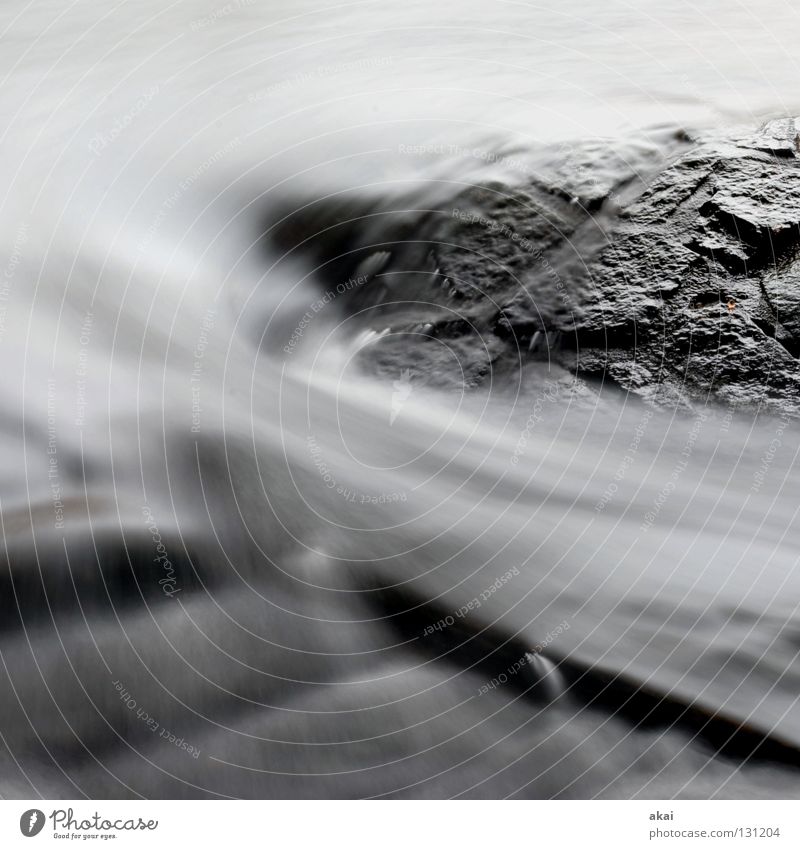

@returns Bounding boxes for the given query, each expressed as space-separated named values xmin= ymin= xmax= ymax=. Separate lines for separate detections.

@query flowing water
xmin=1 ymin=0 xmax=800 ymax=798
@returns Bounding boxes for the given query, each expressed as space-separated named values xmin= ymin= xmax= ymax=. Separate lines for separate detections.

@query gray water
xmin=1 ymin=0 xmax=800 ymax=798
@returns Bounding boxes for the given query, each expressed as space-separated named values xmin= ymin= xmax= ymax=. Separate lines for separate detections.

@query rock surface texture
xmin=272 ymin=118 xmax=800 ymax=416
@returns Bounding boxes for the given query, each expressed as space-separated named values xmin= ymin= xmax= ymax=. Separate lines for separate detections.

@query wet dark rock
xmin=562 ymin=116 xmax=800 ymax=414
xmin=268 ymin=117 xmax=800 ymax=415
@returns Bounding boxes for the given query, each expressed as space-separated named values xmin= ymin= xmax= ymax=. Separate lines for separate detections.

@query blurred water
xmin=0 ymin=0 xmax=799 ymax=798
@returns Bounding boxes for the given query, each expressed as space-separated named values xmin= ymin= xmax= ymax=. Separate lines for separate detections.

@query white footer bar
xmin=1 ymin=800 xmax=795 ymax=848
